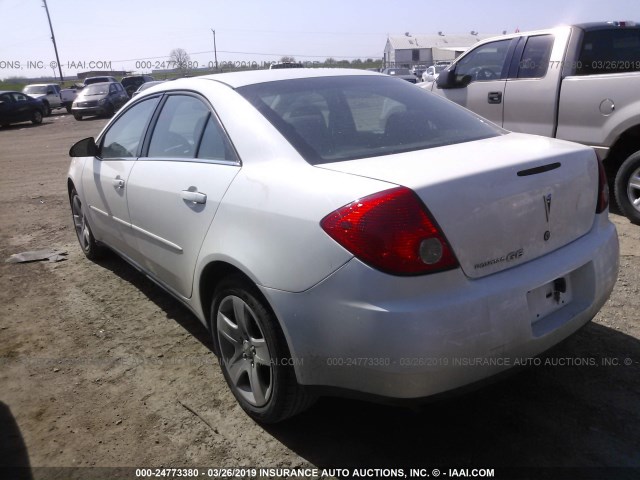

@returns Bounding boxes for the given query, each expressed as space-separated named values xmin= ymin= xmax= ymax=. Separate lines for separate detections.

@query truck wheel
xmin=614 ymin=151 xmax=640 ymax=225
xmin=42 ymin=101 xmax=51 ymax=117
xmin=66 ymin=104 xmax=72 ymax=114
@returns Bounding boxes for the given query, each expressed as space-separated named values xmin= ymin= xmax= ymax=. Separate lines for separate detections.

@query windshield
xmin=238 ymin=75 xmax=502 ymax=164
xmin=83 ymin=84 xmax=110 ymax=95
xmin=23 ymin=85 xmax=48 ymax=94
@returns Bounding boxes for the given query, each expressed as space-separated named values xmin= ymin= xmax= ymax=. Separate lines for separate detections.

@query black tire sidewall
xmin=210 ymin=276 xmax=294 ymax=422
xmin=70 ymin=189 xmax=102 ymax=260
xmin=614 ymin=151 xmax=640 ymax=225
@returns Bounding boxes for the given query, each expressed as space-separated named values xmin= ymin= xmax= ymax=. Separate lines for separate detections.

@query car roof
xmin=83 ymin=82 xmax=113 ymax=87
xmin=0 ymin=90 xmax=21 ymax=95
xmin=190 ymin=68 xmax=381 ymax=89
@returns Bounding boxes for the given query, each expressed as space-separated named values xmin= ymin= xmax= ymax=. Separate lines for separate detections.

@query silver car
xmin=68 ymin=69 xmax=618 ymax=423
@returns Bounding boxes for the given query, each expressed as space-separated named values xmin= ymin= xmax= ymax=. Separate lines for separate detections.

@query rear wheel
xmin=614 ymin=151 xmax=640 ymax=225
xmin=66 ymin=104 xmax=72 ymax=113
xmin=70 ymin=188 xmax=105 ymax=260
xmin=211 ymin=274 xmax=314 ymax=423
xmin=31 ymin=110 xmax=43 ymax=124
xmin=42 ymin=101 xmax=51 ymax=117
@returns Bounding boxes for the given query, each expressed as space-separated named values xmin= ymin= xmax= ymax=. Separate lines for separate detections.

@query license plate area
xmin=527 ymin=275 xmax=573 ymax=324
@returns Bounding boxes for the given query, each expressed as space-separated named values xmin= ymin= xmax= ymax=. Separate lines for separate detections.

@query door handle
xmin=113 ymin=178 xmax=125 ymax=189
xmin=488 ymin=91 xmax=502 ymax=104
xmin=181 ymin=190 xmax=207 ymax=204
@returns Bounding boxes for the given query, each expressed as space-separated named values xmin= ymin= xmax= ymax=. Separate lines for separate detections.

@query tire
xmin=73 ymin=113 xmax=83 ymax=121
xmin=31 ymin=110 xmax=43 ymax=125
xmin=42 ymin=102 xmax=51 ymax=117
xmin=211 ymin=274 xmax=315 ymax=423
xmin=66 ymin=104 xmax=72 ymax=114
xmin=614 ymin=151 xmax=640 ymax=225
xmin=70 ymin=188 xmax=105 ymax=260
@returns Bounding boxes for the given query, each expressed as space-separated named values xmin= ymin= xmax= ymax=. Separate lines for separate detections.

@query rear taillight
xmin=320 ymin=186 xmax=458 ymax=275
xmin=596 ymin=158 xmax=609 ymax=214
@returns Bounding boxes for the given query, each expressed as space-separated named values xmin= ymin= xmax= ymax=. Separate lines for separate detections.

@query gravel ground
xmin=0 ymin=112 xmax=638 ymax=479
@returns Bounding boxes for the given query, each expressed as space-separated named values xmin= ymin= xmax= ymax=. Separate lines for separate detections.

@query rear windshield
xmin=576 ymin=27 xmax=640 ymax=75
xmin=237 ymin=75 xmax=502 ymax=164
xmin=23 ymin=85 xmax=49 ymax=94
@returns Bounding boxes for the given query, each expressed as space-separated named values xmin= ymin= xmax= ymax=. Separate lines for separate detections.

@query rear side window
xmin=517 ymin=35 xmax=554 ymax=78
xmin=197 ymin=116 xmax=238 ymax=162
xmin=576 ymin=28 xmax=640 ymax=75
xmin=101 ymin=97 xmax=160 ymax=158
xmin=238 ymin=75 xmax=502 ymax=164
xmin=148 ymin=95 xmax=210 ymax=158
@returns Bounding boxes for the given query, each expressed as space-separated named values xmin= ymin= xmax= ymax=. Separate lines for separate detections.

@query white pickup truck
xmin=23 ymin=83 xmax=77 ymax=115
xmin=422 ymin=21 xmax=640 ymax=224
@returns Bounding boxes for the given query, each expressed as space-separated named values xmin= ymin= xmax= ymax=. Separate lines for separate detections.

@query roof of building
xmin=387 ymin=33 xmax=496 ymax=50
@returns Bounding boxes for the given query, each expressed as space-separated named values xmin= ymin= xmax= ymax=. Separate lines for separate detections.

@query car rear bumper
xmin=262 ymin=213 xmax=619 ymax=399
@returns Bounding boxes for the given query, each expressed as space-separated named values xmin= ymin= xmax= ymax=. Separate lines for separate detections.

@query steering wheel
xmin=468 ymin=67 xmax=497 ymax=81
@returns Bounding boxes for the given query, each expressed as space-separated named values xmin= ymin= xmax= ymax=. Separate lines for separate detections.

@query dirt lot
xmin=0 ymin=112 xmax=639 ymax=478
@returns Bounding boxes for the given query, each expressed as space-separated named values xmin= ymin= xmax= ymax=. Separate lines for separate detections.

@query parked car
xmin=269 ymin=62 xmax=304 ymax=69
xmin=67 ymin=69 xmax=618 ymax=423
xmin=411 ymin=65 xmax=427 ymax=78
xmin=71 ymin=82 xmax=128 ymax=120
xmin=0 ymin=90 xmax=45 ymax=127
xmin=22 ymin=83 xmax=63 ymax=116
xmin=382 ymin=67 xmax=418 ymax=83
xmin=121 ymin=75 xmax=155 ymax=97
xmin=60 ymin=87 xmax=80 ymax=113
xmin=132 ymin=80 xmax=165 ymax=97
xmin=83 ymin=76 xmax=118 ymax=86
xmin=424 ymin=21 xmax=640 ymax=224
xmin=421 ymin=62 xmax=451 ymax=83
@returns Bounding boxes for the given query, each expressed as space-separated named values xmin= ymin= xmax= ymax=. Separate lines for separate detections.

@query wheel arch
xmin=198 ymin=261 xmax=279 ymax=334
xmin=607 ymin=124 xmax=640 ymax=171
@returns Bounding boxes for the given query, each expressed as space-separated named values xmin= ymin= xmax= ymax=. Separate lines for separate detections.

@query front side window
xmin=456 ymin=39 xmax=512 ymax=82
xmin=101 ymin=97 xmax=160 ymax=158
xmin=576 ymin=27 xmax=640 ymax=75
xmin=517 ymin=35 xmax=554 ymax=78
xmin=148 ymin=95 xmax=211 ymax=158
xmin=238 ymin=75 xmax=502 ymax=164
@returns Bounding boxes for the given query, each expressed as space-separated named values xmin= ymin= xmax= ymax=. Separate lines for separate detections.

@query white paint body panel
xmin=68 ymin=70 xmax=619 ymax=400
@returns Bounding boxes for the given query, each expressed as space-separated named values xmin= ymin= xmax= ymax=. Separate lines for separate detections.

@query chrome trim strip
xmin=130 ymin=224 xmax=183 ymax=252
xmin=89 ymin=205 xmax=109 ymax=216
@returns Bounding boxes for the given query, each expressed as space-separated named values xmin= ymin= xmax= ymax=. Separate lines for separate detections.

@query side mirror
xmin=436 ymin=67 xmax=472 ymax=89
xmin=69 ymin=137 xmax=98 ymax=157
xmin=436 ymin=68 xmax=456 ymax=89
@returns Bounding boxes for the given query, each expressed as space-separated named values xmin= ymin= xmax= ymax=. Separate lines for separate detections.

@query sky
xmin=0 ymin=0 xmax=637 ymax=80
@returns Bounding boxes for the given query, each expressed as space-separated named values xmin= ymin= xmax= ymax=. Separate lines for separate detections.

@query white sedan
xmin=68 ymin=69 xmax=619 ymax=423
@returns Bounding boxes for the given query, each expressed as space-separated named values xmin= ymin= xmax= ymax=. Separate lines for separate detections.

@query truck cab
xmin=427 ymin=22 xmax=640 ymax=224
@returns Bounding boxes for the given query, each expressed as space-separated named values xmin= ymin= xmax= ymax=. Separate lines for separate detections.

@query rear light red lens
xmin=596 ymin=158 xmax=609 ymax=214
xmin=320 ymin=186 xmax=458 ymax=275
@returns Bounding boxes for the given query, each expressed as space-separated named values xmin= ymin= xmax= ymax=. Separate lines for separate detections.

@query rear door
xmin=502 ymin=31 xmax=567 ymax=136
xmin=81 ymin=96 xmax=160 ymax=258
xmin=436 ymin=38 xmax=514 ymax=125
xmin=125 ymin=93 xmax=240 ymax=298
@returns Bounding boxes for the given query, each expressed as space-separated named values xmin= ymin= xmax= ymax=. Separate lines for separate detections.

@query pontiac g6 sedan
xmin=68 ymin=69 xmax=619 ymax=423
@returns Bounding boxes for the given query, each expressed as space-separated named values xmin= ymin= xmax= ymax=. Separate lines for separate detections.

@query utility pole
xmin=211 ymin=29 xmax=218 ymax=71
xmin=42 ymin=0 xmax=64 ymax=82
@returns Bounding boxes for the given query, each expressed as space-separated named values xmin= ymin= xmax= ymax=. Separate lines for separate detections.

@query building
xmin=383 ymin=32 xmax=497 ymax=68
